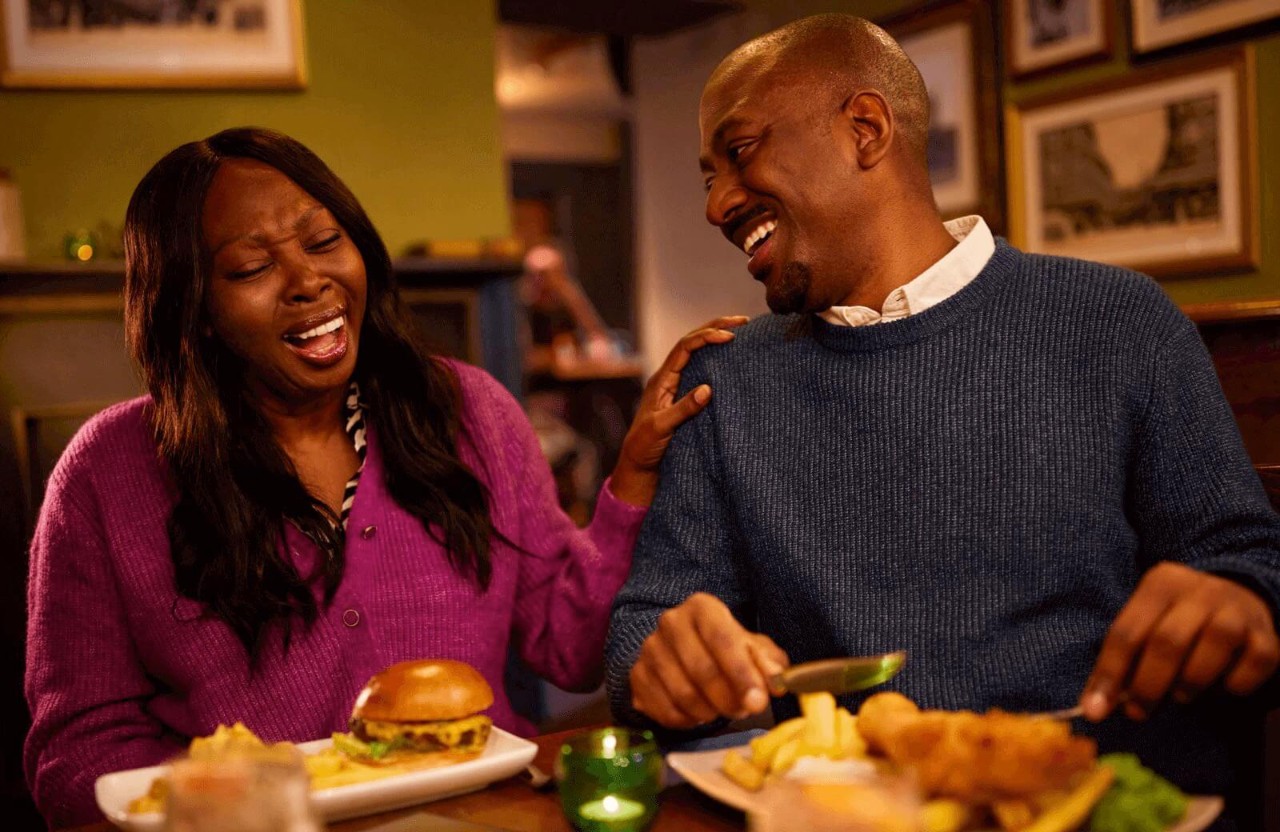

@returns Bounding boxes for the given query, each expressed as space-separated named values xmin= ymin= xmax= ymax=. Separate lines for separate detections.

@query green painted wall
xmin=753 ymin=0 xmax=1280 ymax=306
xmin=0 ymin=1 xmax=509 ymax=260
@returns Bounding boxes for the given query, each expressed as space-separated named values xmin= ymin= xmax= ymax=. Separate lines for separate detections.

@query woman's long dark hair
xmin=124 ymin=127 xmax=499 ymax=657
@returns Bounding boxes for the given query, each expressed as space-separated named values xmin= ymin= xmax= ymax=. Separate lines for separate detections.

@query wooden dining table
xmin=71 ymin=729 xmax=745 ymax=832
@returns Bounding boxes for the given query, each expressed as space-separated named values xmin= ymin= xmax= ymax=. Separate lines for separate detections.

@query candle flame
xmin=603 ymin=795 xmax=619 ymax=815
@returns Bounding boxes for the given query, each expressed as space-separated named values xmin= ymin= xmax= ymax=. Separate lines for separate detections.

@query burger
xmin=337 ymin=659 xmax=494 ymax=764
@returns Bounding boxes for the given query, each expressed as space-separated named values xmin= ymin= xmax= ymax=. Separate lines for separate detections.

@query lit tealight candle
xmin=579 ymin=794 xmax=646 ymax=823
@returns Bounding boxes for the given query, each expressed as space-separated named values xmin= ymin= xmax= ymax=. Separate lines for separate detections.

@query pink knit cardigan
xmin=24 ymin=361 xmax=645 ymax=827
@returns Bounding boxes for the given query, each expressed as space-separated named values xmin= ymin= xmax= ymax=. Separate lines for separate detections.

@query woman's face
xmin=201 ymin=159 xmax=367 ymax=411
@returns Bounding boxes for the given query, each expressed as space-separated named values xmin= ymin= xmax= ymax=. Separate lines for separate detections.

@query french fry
xmin=770 ymin=735 xmax=805 ymax=775
xmin=1022 ymin=765 xmax=1115 ymax=832
xmin=799 ymin=692 xmax=837 ymax=753
xmin=749 ymin=716 xmax=806 ymax=769
xmin=918 ymin=799 xmax=973 ymax=832
xmin=721 ymin=749 xmax=767 ymax=792
xmin=835 ymin=708 xmax=867 ymax=759
xmin=992 ymin=799 xmax=1035 ymax=831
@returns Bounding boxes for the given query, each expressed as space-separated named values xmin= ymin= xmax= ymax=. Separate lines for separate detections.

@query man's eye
xmin=727 ymin=142 xmax=752 ymax=163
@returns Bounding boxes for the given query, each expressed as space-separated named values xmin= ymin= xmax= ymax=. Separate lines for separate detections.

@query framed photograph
xmin=1007 ymin=47 xmax=1258 ymax=278
xmin=1132 ymin=0 xmax=1280 ymax=53
xmin=880 ymin=0 xmax=1004 ymax=231
xmin=1 ymin=0 xmax=306 ymax=88
xmin=1004 ymin=0 xmax=1113 ymax=78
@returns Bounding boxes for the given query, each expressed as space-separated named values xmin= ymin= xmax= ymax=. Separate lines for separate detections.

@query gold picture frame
xmin=1 ymin=0 xmax=307 ymax=89
xmin=1004 ymin=0 xmax=1113 ymax=79
xmin=880 ymin=0 xmax=1005 ymax=232
xmin=1132 ymin=0 xmax=1280 ymax=54
xmin=1007 ymin=46 xmax=1258 ymax=278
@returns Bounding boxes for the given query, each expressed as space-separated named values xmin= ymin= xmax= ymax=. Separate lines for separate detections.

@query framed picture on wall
xmin=1132 ymin=0 xmax=1280 ymax=53
xmin=1004 ymin=0 xmax=1113 ymax=78
xmin=1007 ymin=47 xmax=1258 ymax=278
xmin=1 ymin=0 xmax=306 ymax=88
xmin=880 ymin=0 xmax=1004 ymax=232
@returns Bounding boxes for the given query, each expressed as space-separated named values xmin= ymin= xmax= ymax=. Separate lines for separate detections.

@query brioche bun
xmin=353 ymin=659 xmax=493 ymax=723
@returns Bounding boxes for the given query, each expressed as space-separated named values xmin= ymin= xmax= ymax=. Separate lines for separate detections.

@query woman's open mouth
xmin=283 ymin=314 xmax=349 ymax=367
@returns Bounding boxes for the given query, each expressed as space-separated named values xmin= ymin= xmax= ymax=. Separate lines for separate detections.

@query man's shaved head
xmin=708 ymin=14 xmax=930 ymax=165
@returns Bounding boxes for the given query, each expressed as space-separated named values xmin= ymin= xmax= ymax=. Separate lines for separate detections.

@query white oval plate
xmin=667 ymin=746 xmax=1223 ymax=832
xmin=95 ymin=728 xmax=537 ymax=832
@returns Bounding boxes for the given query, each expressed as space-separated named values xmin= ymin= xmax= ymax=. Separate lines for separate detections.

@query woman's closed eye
xmin=227 ymin=261 xmax=271 ymax=280
xmin=306 ymin=232 xmax=342 ymax=252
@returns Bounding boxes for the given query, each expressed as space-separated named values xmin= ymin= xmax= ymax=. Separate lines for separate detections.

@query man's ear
xmin=842 ymin=91 xmax=893 ymax=170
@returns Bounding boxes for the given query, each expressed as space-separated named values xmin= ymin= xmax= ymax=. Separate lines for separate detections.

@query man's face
xmin=699 ymin=62 xmax=863 ymax=314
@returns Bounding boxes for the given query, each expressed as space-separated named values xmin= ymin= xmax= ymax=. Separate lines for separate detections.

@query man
xmin=604 ymin=13 xmax=1280 ymax=815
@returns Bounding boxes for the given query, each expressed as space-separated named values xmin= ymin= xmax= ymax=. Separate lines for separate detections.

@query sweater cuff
xmin=580 ymin=476 xmax=648 ymax=596
xmin=595 ymin=475 xmax=649 ymax=536
xmin=1199 ymin=556 xmax=1280 ymax=629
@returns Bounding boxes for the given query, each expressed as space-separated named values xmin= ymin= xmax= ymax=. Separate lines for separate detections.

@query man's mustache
xmin=722 ymin=204 xmax=771 ymax=244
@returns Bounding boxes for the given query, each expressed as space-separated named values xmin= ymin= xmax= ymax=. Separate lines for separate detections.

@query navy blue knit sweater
xmin=606 ymin=241 xmax=1280 ymax=805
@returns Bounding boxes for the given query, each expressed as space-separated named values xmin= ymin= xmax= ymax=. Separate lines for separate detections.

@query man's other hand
xmin=1082 ymin=562 xmax=1280 ymax=721
xmin=629 ymin=593 xmax=790 ymax=729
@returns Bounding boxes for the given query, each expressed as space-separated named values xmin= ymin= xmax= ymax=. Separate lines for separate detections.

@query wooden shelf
xmin=1182 ymin=298 xmax=1280 ymax=324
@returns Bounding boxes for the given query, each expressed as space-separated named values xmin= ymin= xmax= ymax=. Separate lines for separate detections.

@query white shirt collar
xmin=820 ymin=215 xmax=995 ymax=327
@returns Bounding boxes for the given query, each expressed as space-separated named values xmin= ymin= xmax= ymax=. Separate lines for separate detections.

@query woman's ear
xmin=842 ymin=91 xmax=894 ymax=170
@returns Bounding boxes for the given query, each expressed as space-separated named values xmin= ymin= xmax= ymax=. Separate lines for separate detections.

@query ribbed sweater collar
xmin=807 ymin=239 xmax=1022 ymax=353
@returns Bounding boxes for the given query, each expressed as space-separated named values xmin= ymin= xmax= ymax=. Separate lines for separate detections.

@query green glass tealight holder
xmin=556 ymin=728 xmax=662 ymax=832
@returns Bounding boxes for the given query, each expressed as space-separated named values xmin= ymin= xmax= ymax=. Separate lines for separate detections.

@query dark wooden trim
xmin=1257 ymin=464 xmax=1280 ymax=512
xmin=1184 ymin=299 xmax=1280 ymax=324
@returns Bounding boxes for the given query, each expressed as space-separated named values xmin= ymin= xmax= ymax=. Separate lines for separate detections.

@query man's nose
xmin=705 ymin=178 xmax=748 ymax=228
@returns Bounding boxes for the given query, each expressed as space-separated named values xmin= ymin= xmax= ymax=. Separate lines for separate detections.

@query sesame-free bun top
xmin=352 ymin=659 xmax=494 ymax=723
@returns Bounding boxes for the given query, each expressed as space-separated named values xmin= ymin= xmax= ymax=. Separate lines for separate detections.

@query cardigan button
xmin=342 ymin=609 xmax=361 ymax=628
xmin=360 ymin=525 xmax=376 ymax=540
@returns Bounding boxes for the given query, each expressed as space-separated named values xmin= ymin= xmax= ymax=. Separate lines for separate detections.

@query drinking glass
xmin=749 ymin=761 xmax=921 ymax=832
xmin=162 ymin=745 xmax=324 ymax=832
xmin=556 ymin=728 xmax=662 ymax=832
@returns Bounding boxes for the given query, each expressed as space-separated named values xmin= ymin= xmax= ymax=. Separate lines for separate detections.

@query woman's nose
xmin=282 ymin=255 xmax=329 ymax=302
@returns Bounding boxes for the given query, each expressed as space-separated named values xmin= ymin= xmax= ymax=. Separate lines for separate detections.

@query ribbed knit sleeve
xmin=453 ymin=364 xmax=647 ymax=693
xmin=25 ymin=429 xmax=182 ymax=827
xmin=1127 ymin=315 xmax=1280 ymax=612
xmin=605 ymin=347 xmax=751 ymax=728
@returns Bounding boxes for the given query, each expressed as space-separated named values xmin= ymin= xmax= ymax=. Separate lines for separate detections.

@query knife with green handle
xmin=768 ymin=650 xmax=906 ymax=695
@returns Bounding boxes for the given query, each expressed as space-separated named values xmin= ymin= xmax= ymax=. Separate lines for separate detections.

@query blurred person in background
xmin=514 ymin=198 xmax=637 ymax=523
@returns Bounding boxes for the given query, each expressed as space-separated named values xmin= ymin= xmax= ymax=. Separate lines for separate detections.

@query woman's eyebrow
xmin=210 ymin=204 xmax=325 ymax=255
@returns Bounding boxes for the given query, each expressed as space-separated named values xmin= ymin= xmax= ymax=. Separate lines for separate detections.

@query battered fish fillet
xmin=856 ymin=692 xmax=1096 ymax=803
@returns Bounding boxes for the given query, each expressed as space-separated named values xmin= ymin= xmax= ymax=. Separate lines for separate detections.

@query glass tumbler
xmin=162 ymin=746 xmax=324 ymax=832
xmin=556 ymin=728 xmax=662 ymax=832
xmin=749 ymin=766 xmax=922 ymax=832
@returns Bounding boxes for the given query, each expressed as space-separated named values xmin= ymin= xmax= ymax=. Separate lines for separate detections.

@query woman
xmin=23 ymin=127 xmax=744 ymax=827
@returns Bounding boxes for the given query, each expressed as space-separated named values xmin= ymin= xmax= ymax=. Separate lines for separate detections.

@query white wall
xmin=630 ymin=11 xmax=774 ymax=373
xmin=630 ymin=2 xmax=907 ymax=371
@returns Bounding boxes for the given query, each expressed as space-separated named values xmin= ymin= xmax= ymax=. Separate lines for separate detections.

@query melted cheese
xmin=361 ymin=714 xmax=492 ymax=751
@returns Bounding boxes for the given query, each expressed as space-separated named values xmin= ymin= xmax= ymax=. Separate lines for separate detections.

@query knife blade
xmin=769 ymin=651 xmax=906 ymax=695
